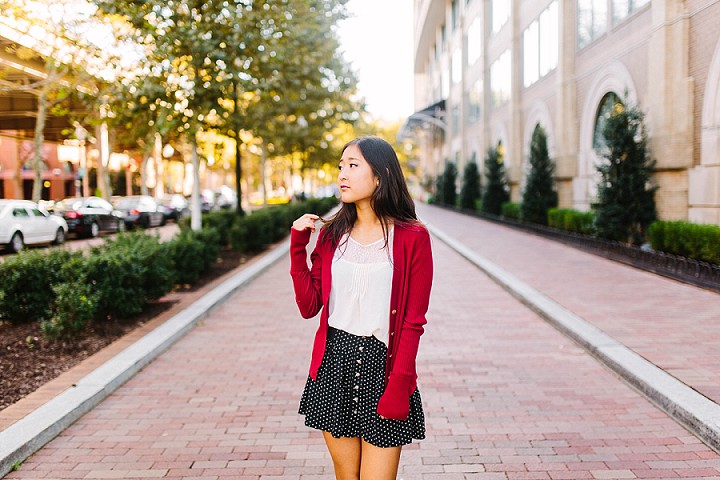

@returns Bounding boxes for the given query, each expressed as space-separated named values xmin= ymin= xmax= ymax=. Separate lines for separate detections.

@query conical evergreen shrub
xmin=521 ymin=125 xmax=558 ymax=225
xmin=460 ymin=161 xmax=481 ymax=210
xmin=593 ymin=103 xmax=657 ymax=244
xmin=481 ymin=146 xmax=509 ymax=215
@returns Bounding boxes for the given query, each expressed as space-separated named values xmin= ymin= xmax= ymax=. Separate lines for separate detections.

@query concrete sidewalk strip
xmin=428 ymin=222 xmax=720 ymax=454
xmin=0 ymin=238 xmax=291 ymax=478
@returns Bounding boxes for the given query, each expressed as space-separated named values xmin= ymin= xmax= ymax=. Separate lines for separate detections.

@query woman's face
xmin=337 ymin=144 xmax=378 ymax=205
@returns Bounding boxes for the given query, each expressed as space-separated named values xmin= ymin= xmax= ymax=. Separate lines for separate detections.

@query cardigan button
xmin=391 ymin=309 xmax=397 ymax=314
xmin=390 ymin=332 xmax=394 ymax=336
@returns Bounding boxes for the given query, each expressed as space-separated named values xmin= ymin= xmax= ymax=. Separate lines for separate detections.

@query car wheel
xmin=9 ymin=232 xmax=24 ymax=253
xmin=53 ymin=228 xmax=66 ymax=245
xmin=90 ymin=222 xmax=100 ymax=238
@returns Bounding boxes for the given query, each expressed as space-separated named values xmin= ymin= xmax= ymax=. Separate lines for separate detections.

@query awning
xmin=397 ymin=99 xmax=447 ymax=141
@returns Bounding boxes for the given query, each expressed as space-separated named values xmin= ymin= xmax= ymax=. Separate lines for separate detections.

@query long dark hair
xmin=322 ymin=135 xmax=418 ymax=248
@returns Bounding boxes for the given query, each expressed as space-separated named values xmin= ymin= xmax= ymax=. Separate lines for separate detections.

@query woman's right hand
xmin=292 ymin=213 xmax=320 ymax=233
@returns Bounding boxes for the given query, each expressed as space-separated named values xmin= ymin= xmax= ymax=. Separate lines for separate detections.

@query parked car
xmin=157 ymin=194 xmax=190 ymax=222
xmin=200 ymin=189 xmax=215 ymax=213
xmin=112 ymin=195 xmax=166 ymax=230
xmin=214 ymin=185 xmax=238 ymax=210
xmin=0 ymin=199 xmax=68 ymax=252
xmin=52 ymin=196 xmax=125 ymax=238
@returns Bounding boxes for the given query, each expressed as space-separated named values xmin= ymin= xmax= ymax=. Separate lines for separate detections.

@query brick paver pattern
xmin=417 ymin=203 xmax=720 ymax=405
xmin=6 ymin=205 xmax=720 ymax=479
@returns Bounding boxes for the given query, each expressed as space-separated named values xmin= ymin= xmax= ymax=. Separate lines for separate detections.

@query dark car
xmin=52 ymin=196 xmax=125 ymax=238
xmin=157 ymin=194 xmax=190 ymax=222
xmin=112 ymin=195 xmax=166 ymax=230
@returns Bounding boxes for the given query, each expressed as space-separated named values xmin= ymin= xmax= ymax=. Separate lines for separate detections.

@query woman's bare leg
xmin=359 ymin=438 xmax=402 ymax=480
xmin=323 ymin=432 xmax=362 ymax=480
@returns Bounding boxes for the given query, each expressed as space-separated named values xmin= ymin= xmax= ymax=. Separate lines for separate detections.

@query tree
xmin=92 ymin=0 xmax=359 ymax=223
xmin=0 ymin=0 xmax=119 ymax=201
xmin=521 ymin=125 xmax=557 ymax=225
xmin=593 ymin=103 xmax=657 ymax=244
xmin=460 ymin=160 xmax=481 ymax=210
xmin=481 ymin=146 xmax=509 ymax=215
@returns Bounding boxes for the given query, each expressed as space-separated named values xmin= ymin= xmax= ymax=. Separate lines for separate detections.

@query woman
xmin=290 ymin=135 xmax=433 ymax=479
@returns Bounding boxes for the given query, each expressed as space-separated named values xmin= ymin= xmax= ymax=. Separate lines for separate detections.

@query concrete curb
xmin=0 ymin=238 xmax=291 ymax=478
xmin=428 ymin=223 xmax=720 ymax=454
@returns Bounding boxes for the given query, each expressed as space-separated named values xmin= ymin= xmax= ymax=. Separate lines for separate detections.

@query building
xmin=405 ymin=0 xmax=720 ymax=224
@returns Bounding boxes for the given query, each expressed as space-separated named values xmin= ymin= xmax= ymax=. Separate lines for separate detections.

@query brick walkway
xmin=6 ymin=205 xmax=720 ymax=479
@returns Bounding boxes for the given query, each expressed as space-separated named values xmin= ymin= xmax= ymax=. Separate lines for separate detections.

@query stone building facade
xmin=406 ymin=0 xmax=720 ymax=224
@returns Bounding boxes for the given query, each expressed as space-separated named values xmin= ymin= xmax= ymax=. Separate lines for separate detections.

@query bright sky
xmin=337 ymin=0 xmax=414 ymax=122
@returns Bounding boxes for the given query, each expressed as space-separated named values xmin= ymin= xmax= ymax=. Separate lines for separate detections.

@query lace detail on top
xmin=334 ymin=229 xmax=394 ymax=264
xmin=328 ymin=228 xmax=394 ymax=345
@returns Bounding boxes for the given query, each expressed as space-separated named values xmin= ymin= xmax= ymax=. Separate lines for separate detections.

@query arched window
xmin=593 ymin=92 xmax=623 ymax=151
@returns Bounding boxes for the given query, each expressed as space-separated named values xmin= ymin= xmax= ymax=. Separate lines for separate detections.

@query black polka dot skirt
xmin=299 ymin=327 xmax=425 ymax=448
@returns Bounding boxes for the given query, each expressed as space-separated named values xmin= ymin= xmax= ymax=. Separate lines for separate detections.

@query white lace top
xmin=328 ymin=229 xmax=394 ymax=345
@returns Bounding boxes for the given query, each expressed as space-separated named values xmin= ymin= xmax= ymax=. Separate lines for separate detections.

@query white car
xmin=0 ymin=199 xmax=69 ymax=252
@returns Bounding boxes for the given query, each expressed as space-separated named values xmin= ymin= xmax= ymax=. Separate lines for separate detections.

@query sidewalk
xmin=3 ymin=204 xmax=720 ymax=479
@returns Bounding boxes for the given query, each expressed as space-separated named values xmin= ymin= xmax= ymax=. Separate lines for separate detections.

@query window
xmin=491 ymin=0 xmax=510 ymax=33
xmin=490 ymin=49 xmax=511 ymax=107
xmin=577 ymin=0 xmax=607 ymax=48
xmin=539 ymin=3 xmax=558 ymax=76
xmin=451 ymin=0 xmax=459 ymax=30
xmin=593 ymin=92 xmax=623 ymax=151
xmin=13 ymin=208 xmax=29 ymax=217
xmin=524 ymin=1 xmax=559 ymax=87
xmin=467 ymin=16 xmax=482 ymax=66
xmin=523 ymin=21 xmax=540 ymax=87
xmin=467 ymin=78 xmax=483 ymax=124
xmin=612 ymin=0 xmax=649 ymax=24
xmin=451 ymin=49 xmax=462 ymax=84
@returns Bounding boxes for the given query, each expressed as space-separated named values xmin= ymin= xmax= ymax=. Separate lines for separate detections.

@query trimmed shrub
xmin=0 ymin=249 xmax=81 ymax=324
xmin=548 ymin=208 xmax=596 ymax=235
xmin=42 ymin=281 xmax=98 ymax=339
xmin=166 ymin=227 xmax=221 ymax=284
xmin=647 ymin=221 xmax=720 ymax=265
xmin=74 ymin=232 xmax=175 ymax=320
xmin=201 ymin=209 xmax=238 ymax=247
xmin=501 ymin=202 xmax=521 ymax=220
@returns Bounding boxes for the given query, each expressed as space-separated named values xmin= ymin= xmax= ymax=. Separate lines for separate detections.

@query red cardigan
xmin=289 ymin=222 xmax=433 ymax=421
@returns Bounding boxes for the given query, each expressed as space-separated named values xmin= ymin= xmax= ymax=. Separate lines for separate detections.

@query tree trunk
xmin=154 ymin=133 xmax=164 ymax=197
xmin=260 ymin=143 xmax=268 ymax=207
xmin=190 ymin=137 xmax=202 ymax=231
xmin=96 ymin=123 xmax=111 ymax=200
xmin=31 ymin=91 xmax=48 ymax=202
xmin=140 ymin=149 xmax=150 ymax=196
xmin=233 ymin=83 xmax=244 ymax=215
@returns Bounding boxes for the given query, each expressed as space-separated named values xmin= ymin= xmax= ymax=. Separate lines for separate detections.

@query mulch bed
xmin=0 ymin=248 xmax=248 ymax=411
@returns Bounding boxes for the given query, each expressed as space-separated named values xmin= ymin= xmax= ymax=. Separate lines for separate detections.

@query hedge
xmin=0 ymin=249 xmax=81 ymax=324
xmin=647 ymin=221 xmax=720 ymax=265
xmin=0 ymin=197 xmax=338 ymax=337
xmin=547 ymin=208 xmax=596 ymax=235
xmin=501 ymin=202 xmax=521 ymax=220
